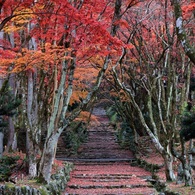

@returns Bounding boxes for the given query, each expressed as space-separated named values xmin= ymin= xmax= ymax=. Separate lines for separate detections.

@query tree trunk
xmin=5 ymin=117 xmax=16 ymax=152
xmin=28 ymin=155 xmax=37 ymax=178
xmin=5 ymin=61 xmax=16 ymax=152
xmin=12 ymin=132 xmax=17 ymax=151
xmin=26 ymin=71 xmax=39 ymax=178
xmin=183 ymin=164 xmax=192 ymax=186
xmin=0 ymin=131 xmax=4 ymax=158
xmin=178 ymin=154 xmax=193 ymax=186
xmin=162 ymin=152 xmax=176 ymax=181
xmin=177 ymin=163 xmax=184 ymax=184
xmin=38 ymin=133 xmax=60 ymax=183
xmin=26 ymin=129 xmax=37 ymax=178
xmin=180 ymin=136 xmax=193 ymax=186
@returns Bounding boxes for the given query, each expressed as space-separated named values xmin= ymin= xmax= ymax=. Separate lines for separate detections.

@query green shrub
xmin=63 ymin=121 xmax=87 ymax=155
xmin=0 ymin=155 xmax=20 ymax=181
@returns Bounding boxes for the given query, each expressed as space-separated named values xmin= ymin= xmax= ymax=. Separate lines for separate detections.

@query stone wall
xmin=0 ymin=162 xmax=73 ymax=195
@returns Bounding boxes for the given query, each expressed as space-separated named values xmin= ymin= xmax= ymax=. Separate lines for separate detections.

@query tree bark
xmin=27 ymin=131 xmax=37 ymax=178
xmin=0 ymin=79 xmax=4 ymax=157
xmin=26 ymin=71 xmax=39 ymax=178
xmin=5 ymin=117 xmax=16 ymax=152
xmin=180 ymin=136 xmax=193 ymax=186
xmin=12 ymin=132 xmax=17 ymax=151
xmin=0 ymin=131 xmax=4 ymax=158
xmin=162 ymin=150 xmax=176 ymax=181
xmin=3 ymin=31 xmax=17 ymax=153
xmin=38 ymin=132 xmax=60 ymax=183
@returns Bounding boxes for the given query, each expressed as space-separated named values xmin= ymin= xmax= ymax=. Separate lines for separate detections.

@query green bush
xmin=180 ymin=103 xmax=195 ymax=141
xmin=63 ymin=121 xmax=87 ymax=155
xmin=0 ymin=155 xmax=20 ymax=181
xmin=116 ymin=122 xmax=135 ymax=150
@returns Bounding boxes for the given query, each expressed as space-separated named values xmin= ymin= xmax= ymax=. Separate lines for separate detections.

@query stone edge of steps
xmin=56 ymin=158 xmax=136 ymax=162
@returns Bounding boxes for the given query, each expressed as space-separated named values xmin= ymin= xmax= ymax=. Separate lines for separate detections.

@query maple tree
xmin=106 ymin=0 xmax=194 ymax=184
xmin=0 ymin=0 xmax=128 ymax=183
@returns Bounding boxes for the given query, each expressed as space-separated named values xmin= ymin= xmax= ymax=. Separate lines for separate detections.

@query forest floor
xmin=137 ymin=136 xmax=195 ymax=195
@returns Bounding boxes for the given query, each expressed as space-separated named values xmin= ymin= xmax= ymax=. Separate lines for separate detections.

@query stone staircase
xmin=56 ymin=108 xmax=157 ymax=195
xmin=64 ymin=162 xmax=155 ymax=195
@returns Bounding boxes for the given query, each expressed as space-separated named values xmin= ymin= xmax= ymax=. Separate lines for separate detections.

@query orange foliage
xmin=69 ymin=55 xmax=104 ymax=105
xmin=182 ymin=3 xmax=195 ymax=18
xmin=0 ymin=44 xmax=71 ymax=74
xmin=75 ymin=111 xmax=91 ymax=122
xmin=75 ymin=111 xmax=99 ymax=124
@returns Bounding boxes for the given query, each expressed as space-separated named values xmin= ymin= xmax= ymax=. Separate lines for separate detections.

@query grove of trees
xmin=0 ymin=0 xmax=195 ymax=187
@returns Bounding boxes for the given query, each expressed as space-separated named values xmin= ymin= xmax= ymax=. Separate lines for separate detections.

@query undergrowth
xmin=0 ymin=153 xmax=21 ymax=181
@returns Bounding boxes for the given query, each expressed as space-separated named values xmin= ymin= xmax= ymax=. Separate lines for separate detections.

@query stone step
xmin=72 ymin=175 xmax=144 ymax=180
xmin=68 ymin=183 xmax=152 ymax=189
xmin=87 ymin=131 xmax=115 ymax=134
xmin=87 ymin=129 xmax=115 ymax=132
xmin=56 ymin=158 xmax=135 ymax=163
xmin=72 ymin=174 xmax=152 ymax=182
xmin=76 ymin=156 xmax=132 ymax=159
xmin=76 ymin=149 xmax=130 ymax=152
xmin=56 ymin=150 xmax=126 ymax=156
xmin=80 ymin=142 xmax=119 ymax=146
xmin=77 ymin=151 xmax=132 ymax=154
xmin=87 ymin=130 xmax=115 ymax=132
xmin=87 ymin=135 xmax=115 ymax=137
xmin=86 ymin=138 xmax=117 ymax=140
xmin=65 ymin=187 xmax=156 ymax=195
xmin=77 ymin=145 xmax=120 ymax=149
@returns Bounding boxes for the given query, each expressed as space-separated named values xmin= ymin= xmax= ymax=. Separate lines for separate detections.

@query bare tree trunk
xmin=26 ymin=71 xmax=38 ymax=178
xmin=12 ymin=131 xmax=17 ymax=151
xmin=4 ymin=25 xmax=17 ymax=152
xmin=162 ymin=150 xmax=176 ymax=181
xmin=188 ymin=140 xmax=193 ymax=183
xmin=5 ymin=117 xmax=16 ymax=152
xmin=180 ymin=136 xmax=193 ymax=186
xmin=0 ymin=131 xmax=4 ymax=158
xmin=0 ymin=79 xmax=4 ymax=157
xmin=39 ymin=133 xmax=60 ymax=183
xmin=27 ymin=128 xmax=37 ymax=178
xmin=173 ymin=136 xmax=193 ymax=185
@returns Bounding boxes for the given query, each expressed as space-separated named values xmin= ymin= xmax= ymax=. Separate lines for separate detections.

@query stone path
xmin=57 ymin=108 xmax=157 ymax=195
